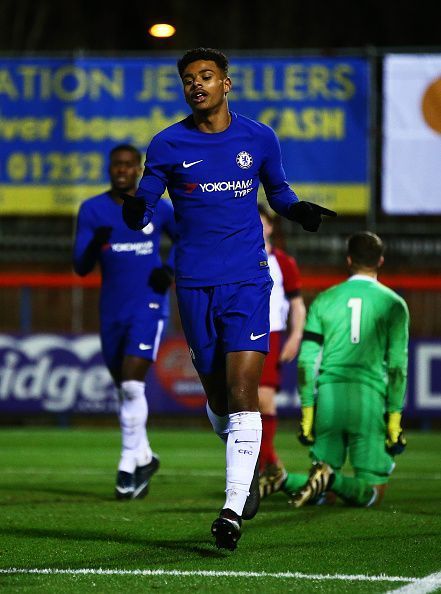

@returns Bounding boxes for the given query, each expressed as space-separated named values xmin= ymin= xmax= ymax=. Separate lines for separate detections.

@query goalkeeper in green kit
xmin=261 ymin=231 xmax=409 ymax=507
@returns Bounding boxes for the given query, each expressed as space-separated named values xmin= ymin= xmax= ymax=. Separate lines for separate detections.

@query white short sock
xmin=206 ymin=402 xmax=229 ymax=443
xmin=224 ymin=411 xmax=262 ymax=517
xmin=118 ymin=380 xmax=152 ymax=473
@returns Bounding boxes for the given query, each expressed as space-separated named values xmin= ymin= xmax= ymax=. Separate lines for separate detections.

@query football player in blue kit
xmin=73 ymin=144 xmax=176 ymax=501
xmin=121 ymin=48 xmax=336 ymax=549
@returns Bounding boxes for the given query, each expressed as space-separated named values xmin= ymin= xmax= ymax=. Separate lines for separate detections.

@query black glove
xmin=386 ymin=432 xmax=407 ymax=456
xmin=148 ymin=265 xmax=174 ymax=294
xmin=121 ymin=193 xmax=147 ymax=230
xmin=90 ymin=226 xmax=112 ymax=249
xmin=287 ymin=201 xmax=337 ymax=232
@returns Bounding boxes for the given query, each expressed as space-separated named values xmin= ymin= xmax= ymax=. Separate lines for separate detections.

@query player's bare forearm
xmin=280 ymin=299 xmax=304 ymax=361
xmin=279 ymin=297 xmax=305 ymax=362
xmin=279 ymin=334 xmax=302 ymax=363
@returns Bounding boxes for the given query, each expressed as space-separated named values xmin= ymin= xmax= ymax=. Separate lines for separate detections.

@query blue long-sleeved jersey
xmin=73 ymin=192 xmax=176 ymax=319
xmin=134 ymin=112 xmax=299 ymax=287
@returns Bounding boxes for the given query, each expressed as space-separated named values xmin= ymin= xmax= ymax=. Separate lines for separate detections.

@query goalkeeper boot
xmin=115 ymin=470 xmax=135 ymax=500
xmin=242 ymin=460 xmax=260 ymax=520
xmin=211 ymin=508 xmax=242 ymax=551
xmin=259 ymin=463 xmax=288 ymax=499
xmin=133 ymin=454 xmax=160 ymax=499
xmin=289 ymin=462 xmax=335 ymax=508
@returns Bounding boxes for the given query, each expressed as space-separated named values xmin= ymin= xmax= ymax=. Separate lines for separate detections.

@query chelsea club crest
xmin=236 ymin=151 xmax=253 ymax=169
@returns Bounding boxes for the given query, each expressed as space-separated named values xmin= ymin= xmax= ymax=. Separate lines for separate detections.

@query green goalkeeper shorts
xmin=311 ymin=382 xmax=395 ymax=485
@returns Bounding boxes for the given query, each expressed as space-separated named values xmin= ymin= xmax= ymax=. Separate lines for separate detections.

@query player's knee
xmin=121 ymin=357 xmax=151 ymax=382
xmin=228 ymin=383 xmax=259 ymax=412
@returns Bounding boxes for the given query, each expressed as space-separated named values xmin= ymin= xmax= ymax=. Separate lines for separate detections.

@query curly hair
xmin=177 ymin=48 xmax=229 ymax=78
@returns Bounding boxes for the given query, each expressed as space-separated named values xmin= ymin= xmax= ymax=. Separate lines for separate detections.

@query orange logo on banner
xmin=155 ymin=336 xmax=205 ymax=408
xmin=422 ymin=78 xmax=441 ymax=134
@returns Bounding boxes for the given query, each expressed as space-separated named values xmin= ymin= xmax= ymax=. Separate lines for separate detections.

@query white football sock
xmin=206 ymin=402 xmax=229 ymax=443
xmin=135 ymin=433 xmax=153 ymax=467
xmin=224 ymin=411 xmax=262 ymax=517
xmin=118 ymin=380 xmax=152 ymax=473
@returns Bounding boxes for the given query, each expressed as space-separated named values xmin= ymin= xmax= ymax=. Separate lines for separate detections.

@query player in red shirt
xmin=258 ymin=204 xmax=306 ymax=489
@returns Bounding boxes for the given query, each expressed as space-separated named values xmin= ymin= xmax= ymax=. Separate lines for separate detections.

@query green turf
xmin=0 ymin=426 xmax=440 ymax=593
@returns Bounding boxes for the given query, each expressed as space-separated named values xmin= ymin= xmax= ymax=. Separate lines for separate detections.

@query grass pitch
xmin=0 ymin=425 xmax=440 ymax=593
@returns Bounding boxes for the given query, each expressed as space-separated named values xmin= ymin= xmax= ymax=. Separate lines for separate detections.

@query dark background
xmin=2 ymin=0 xmax=439 ymax=52
xmin=1 ymin=1 xmax=440 ymax=272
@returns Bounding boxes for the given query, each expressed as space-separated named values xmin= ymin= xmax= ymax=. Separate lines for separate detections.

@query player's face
xmin=109 ymin=150 xmax=142 ymax=193
xmin=260 ymin=214 xmax=273 ymax=242
xmin=181 ymin=60 xmax=231 ymax=113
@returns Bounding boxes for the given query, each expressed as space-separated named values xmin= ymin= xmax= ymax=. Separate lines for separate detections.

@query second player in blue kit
xmin=121 ymin=48 xmax=336 ymax=550
xmin=73 ymin=144 xmax=176 ymax=501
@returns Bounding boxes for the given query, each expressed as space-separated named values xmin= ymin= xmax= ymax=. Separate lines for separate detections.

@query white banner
xmin=382 ymin=54 xmax=441 ymax=214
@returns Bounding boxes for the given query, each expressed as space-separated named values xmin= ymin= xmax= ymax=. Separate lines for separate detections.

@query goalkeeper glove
xmin=298 ymin=406 xmax=315 ymax=446
xmin=148 ymin=265 xmax=174 ymax=294
xmin=385 ymin=412 xmax=407 ymax=456
xmin=121 ymin=193 xmax=147 ymax=230
xmin=287 ymin=201 xmax=337 ymax=232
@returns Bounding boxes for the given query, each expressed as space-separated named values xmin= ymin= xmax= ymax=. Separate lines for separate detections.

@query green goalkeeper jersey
xmin=298 ymin=275 xmax=409 ymax=412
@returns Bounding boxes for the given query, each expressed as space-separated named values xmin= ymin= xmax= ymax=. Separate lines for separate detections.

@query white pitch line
xmin=0 ymin=568 xmax=433 ymax=584
xmin=385 ymin=572 xmax=441 ymax=594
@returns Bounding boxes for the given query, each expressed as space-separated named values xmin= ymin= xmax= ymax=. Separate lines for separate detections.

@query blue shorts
xmin=100 ymin=308 xmax=166 ymax=372
xmin=176 ymin=275 xmax=273 ymax=374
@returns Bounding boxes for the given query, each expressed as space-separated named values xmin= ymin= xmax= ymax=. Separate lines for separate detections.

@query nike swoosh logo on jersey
xmin=250 ymin=332 xmax=267 ymax=341
xmin=139 ymin=343 xmax=152 ymax=350
xmin=183 ymin=159 xmax=203 ymax=168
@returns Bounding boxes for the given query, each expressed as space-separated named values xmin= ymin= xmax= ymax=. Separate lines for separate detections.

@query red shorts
xmin=259 ymin=331 xmax=282 ymax=389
